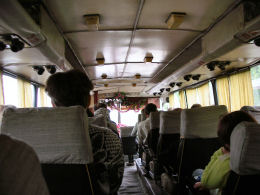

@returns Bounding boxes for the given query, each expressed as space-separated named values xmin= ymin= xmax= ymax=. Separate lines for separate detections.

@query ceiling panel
xmin=127 ymin=30 xmax=199 ymax=62
xmin=0 ymin=48 xmax=51 ymax=66
xmin=67 ymin=31 xmax=132 ymax=65
xmin=138 ymin=0 xmax=235 ymax=30
xmin=123 ymin=62 xmax=162 ymax=77
xmin=44 ymin=0 xmax=138 ymax=31
xmin=86 ymin=64 xmax=125 ymax=80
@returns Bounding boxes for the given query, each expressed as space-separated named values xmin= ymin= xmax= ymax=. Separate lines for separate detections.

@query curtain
xmin=230 ymin=70 xmax=254 ymax=111
xmin=169 ymin=93 xmax=174 ymax=109
xmin=216 ymin=77 xmax=231 ymax=112
xmin=186 ymin=88 xmax=198 ymax=108
xmin=0 ymin=71 xmax=4 ymax=105
xmin=197 ymin=83 xmax=210 ymax=107
xmin=179 ymin=90 xmax=186 ymax=109
xmin=39 ymin=87 xmax=47 ymax=107
xmin=18 ymin=79 xmax=33 ymax=108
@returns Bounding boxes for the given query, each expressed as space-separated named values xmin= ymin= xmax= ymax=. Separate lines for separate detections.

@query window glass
xmin=120 ymin=110 xmax=139 ymax=126
xmin=209 ymin=81 xmax=215 ymax=105
xmin=109 ymin=109 xmax=118 ymax=124
xmin=37 ymin=88 xmax=52 ymax=107
xmin=2 ymin=75 xmax=19 ymax=107
xmin=173 ymin=91 xmax=181 ymax=108
xmin=251 ymin=65 xmax=260 ymax=106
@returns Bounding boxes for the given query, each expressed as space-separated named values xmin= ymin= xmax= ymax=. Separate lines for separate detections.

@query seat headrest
xmin=160 ymin=110 xmax=181 ymax=134
xmin=230 ymin=122 xmax=260 ymax=175
xmin=120 ymin=126 xmax=134 ymax=137
xmin=240 ymin=106 xmax=260 ymax=123
xmin=89 ymin=114 xmax=108 ymax=127
xmin=180 ymin=105 xmax=228 ymax=138
xmin=1 ymin=106 xmax=93 ymax=164
xmin=150 ymin=111 xmax=160 ymax=129
xmin=0 ymin=134 xmax=50 ymax=195
xmin=0 ymin=105 xmax=16 ymax=129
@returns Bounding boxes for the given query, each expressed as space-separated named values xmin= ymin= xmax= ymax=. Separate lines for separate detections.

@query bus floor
xmin=118 ymin=155 xmax=149 ymax=195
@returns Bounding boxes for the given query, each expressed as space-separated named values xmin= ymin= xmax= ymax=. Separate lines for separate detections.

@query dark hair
xmin=191 ymin=104 xmax=201 ymax=109
xmin=94 ymin=103 xmax=107 ymax=111
xmin=144 ymin=103 xmax=157 ymax=115
xmin=45 ymin=69 xmax=93 ymax=107
xmin=217 ymin=111 xmax=256 ymax=149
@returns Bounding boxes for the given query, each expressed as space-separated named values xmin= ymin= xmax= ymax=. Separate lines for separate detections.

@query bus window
xmin=109 ymin=109 xmax=118 ymax=124
xmin=37 ymin=87 xmax=52 ymax=107
xmin=2 ymin=75 xmax=19 ymax=107
xmin=251 ymin=65 xmax=260 ymax=106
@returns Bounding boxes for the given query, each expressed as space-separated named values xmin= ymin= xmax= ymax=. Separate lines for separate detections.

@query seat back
xmin=240 ymin=106 xmax=260 ymax=123
xmin=0 ymin=134 xmax=49 ymax=195
xmin=1 ymin=106 xmax=95 ymax=195
xmin=222 ymin=122 xmax=260 ymax=195
xmin=120 ymin=126 xmax=134 ymax=137
xmin=177 ymin=105 xmax=228 ymax=184
xmin=157 ymin=110 xmax=181 ymax=172
xmin=147 ymin=111 xmax=161 ymax=155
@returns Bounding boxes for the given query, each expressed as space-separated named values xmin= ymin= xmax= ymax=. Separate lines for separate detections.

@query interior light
xmin=166 ymin=12 xmax=186 ymax=29
xmin=169 ymin=82 xmax=175 ymax=88
xmin=176 ymin=82 xmax=182 ymax=87
xmin=184 ymin=74 xmax=192 ymax=81
xmin=192 ymin=74 xmax=201 ymax=81
xmin=33 ymin=66 xmax=45 ymax=75
xmin=96 ymin=58 xmax=105 ymax=65
xmin=101 ymin=73 xmax=107 ymax=79
xmin=132 ymin=83 xmax=137 ymax=87
xmin=0 ymin=41 xmax=6 ymax=51
xmin=10 ymin=38 xmax=24 ymax=52
xmin=135 ymin=73 xmax=141 ymax=79
xmin=45 ymin=65 xmax=56 ymax=74
xmin=144 ymin=56 xmax=153 ymax=63
xmin=104 ymin=83 xmax=108 ymax=87
xmin=84 ymin=14 xmax=100 ymax=31
xmin=160 ymin=88 xmax=165 ymax=92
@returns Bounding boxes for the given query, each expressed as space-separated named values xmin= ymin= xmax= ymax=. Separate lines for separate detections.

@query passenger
xmin=137 ymin=103 xmax=157 ymax=145
xmin=45 ymin=70 xmax=124 ymax=195
xmin=94 ymin=103 xmax=119 ymax=136
xmin=191 ymin=104 xmax=202 ymax=109
xmin=192 ymin=111 xmax=257 ymax=195
xmin=131 ymin=108 xmax=145 ymax=137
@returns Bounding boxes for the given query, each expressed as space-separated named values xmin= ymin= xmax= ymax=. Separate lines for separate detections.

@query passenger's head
xmin=45 ymin=69 xmax=93 ymax=108
xmin=217 ymin=111 xmax=257 ymax=150
xmin=173 ymin=108 xmax=182 ymax=112
xmin=94 ymin=103 xmax=107 ymax=111
xmin=144 ymin=103 xmax=157 ymax=116
xmin=191 ymin=104 xmax=201 ymax=109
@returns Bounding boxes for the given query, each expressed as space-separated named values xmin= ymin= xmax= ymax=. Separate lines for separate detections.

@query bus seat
xmin=222 ymin=121 xmax=260 ymax=195
xmin=0 ymin=105 xmax=16 ymax=128
xmin=240 ymin=106 xmax=260 ymax=122
xmin=120 ymin=126 xmax=136 ymax=165
xmin=147 ymin=111 xmax=161 ymax=155
xmin=1 ymin=106 xmax=96 ymax=195
xmin=176 ymin=105 xmax=227 ymax=194
xmin=0 ymin=134 xmax=49 ymax=195
xmin=120 ymin=126 xmax=134 ymax=137
xmin=157 ymin=110 xmax=181 ymax=184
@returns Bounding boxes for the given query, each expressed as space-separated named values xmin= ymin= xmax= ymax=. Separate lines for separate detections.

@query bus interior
xmin=0 ymin=0 xmax=260 ymax=194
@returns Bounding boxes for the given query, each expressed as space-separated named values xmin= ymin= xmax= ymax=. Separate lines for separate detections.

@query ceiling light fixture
xmin=101 ymin=73 xmax=107 ymax=79
xmin=135 ymin=73 xmax=141 ymax=79
xmin=84 ymin=14 xmax=100 ymax=31
xmin=96 ymin=57 xmax=105 ymax=65
xmin=183 ymin=74 xmax=192 ymax=81
xmin=166 ymin=12 xmax=186 ymax=29
xmin=191 ymin=74 xmax=201 ymax=81
xmin=45 ymin=65 xmax=56 ymax=74
xmin=33 ymin=66 xmax=45 ymax=75
xmin=176 ymin=82 xmax=182 ymax=87
xmin=169 ymin=82 xmax=175 ymax=88
xmin=144 ymin=56 xmax=153 ymax=63
xmin=165 ymin=88 xmax=171 ymax=92
xmin=132 ymin=83 xmax=137 ymax=87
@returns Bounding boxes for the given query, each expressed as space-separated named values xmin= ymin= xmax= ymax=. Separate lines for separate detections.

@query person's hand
xmin=193 ymin=182 xmax=202 ymax=189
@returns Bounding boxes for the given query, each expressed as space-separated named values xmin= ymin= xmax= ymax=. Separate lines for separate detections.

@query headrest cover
xmin=0 ymin=135 xmax=50 ymax=195
xmin=180 ymin=105 xmax=228 ymax=138
xmin=150 ymin=111 xmax=161 ymax=129
xmin=1 ymin=106 xmax=93 ymax=164
xmin=230 ymin=122 xmax=260 ymax=175
xmin=0 ymin=105 xmax=16 ymax=131
xmin=160 ymin=111 xmax=181 ymax=134
xmin=240 ymin=106 xmax=260 ymax=123
xmin=89 ymin=114 xmax=108 ymax=127
xmin=120 ymin=126 xmax=134 ymax=137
